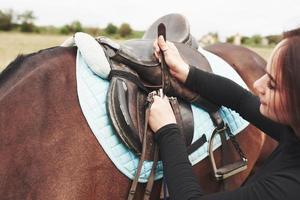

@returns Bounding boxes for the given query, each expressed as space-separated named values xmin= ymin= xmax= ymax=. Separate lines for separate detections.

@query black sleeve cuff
xmin=184 ymin=65 xmax=198 ymax=88
xmin=154 ymin=123 xmax=180 ymax=142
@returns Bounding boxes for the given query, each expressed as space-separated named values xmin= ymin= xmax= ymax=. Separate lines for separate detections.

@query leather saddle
xmin=100 ymin=14 xmax=216 ymax=159
xmin=98 ymin=13 xmax=248 ymax=199
xmin=101 ymin=38 xmax=217 ymax=158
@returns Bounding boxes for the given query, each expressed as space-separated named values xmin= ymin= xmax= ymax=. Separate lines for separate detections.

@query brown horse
xmin=0 ymin=43 xmax=276 ymax=199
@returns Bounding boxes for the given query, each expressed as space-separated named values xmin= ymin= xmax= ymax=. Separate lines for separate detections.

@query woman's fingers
xmin=153 ymin=38 xmax=159 ymax=52
xmin=153 ymin=94 xmax=169 ymax=104
xmin=153 ymin=36 xmax=174 ymax=59
xmin=149 ymin=95 xmax=177 ymax=133
xmin=158 ymin=35 xmax=169 ymax=51
xmin=154 ymin=51 xmax=159 ymax=60
xmin=153 ymin=38 xmax=161 ymax=59
xmin=168 ymin=42 xmax=177 ymax=51
xmin=152 ymin=36 xmax=189 ymax=83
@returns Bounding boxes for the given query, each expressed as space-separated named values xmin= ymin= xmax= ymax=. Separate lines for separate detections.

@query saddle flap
xmin=107 ymin=77 xmax=156 ymax=159
xmin=107 ymin=77 xmax=142 ymax=154
xmin=107 ymin=76 xmax=194 ymax=161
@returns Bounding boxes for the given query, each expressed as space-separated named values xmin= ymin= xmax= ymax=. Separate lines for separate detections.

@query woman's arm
xmin=155 ymin=124 xmax=295 ymax=200
xmin=184 ymin=66 xmax=288 ymax=141
xmin=155 ymin=124 xmax=203 ymax=199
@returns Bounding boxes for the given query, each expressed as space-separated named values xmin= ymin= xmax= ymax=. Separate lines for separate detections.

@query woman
xmin=149 ymin=27 xmax=300 ymax=200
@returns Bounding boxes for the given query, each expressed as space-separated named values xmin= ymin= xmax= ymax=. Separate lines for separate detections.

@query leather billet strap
xmin=143 ymin=144 xmax=159 ymax=200
xmin=169 ymin=97 xmax=185 ymax=143
xmin=127 ymin=95 xmax=154 ymax=200
xmin=126 ymin=92 xmax=163 ymax=200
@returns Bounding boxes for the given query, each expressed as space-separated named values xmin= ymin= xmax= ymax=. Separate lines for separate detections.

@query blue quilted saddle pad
xmin=76 ymin=50 xmax=249 ymax=183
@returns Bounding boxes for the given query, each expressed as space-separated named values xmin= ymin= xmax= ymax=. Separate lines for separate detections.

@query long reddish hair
xmin=275 ymin=27 xmax=300 ymax=131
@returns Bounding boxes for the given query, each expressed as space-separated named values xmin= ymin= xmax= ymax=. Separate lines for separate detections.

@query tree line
xmin=226 ymin=34 xmax=281 ymax=46
xmin=0 ymin=9 xmax=143 ymax=38
xmin=1 ymin=9 xmax=281 ymax=45
xmin=0 ymin=9 xmax=37 ymax=32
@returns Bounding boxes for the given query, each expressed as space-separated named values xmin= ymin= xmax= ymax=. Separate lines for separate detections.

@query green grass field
xmin=247 ymin=46 xmax=272 ymax=62
xmin=0 ymin=32 xmax=273 ymax=72
xmin=0 ymin=32 xmax=70 ymax=71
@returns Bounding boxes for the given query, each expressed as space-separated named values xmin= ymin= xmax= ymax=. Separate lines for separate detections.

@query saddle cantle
xmin=142 ymin=13 xmax=199 ymax=49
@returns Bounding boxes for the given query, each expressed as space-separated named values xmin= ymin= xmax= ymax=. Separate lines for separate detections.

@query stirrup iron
xmin=208 ymin=124 xmax=248 ymax=180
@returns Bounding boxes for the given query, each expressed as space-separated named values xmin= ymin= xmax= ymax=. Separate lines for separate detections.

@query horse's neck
xmin=0 ymin=47 xmax=77 ymax=91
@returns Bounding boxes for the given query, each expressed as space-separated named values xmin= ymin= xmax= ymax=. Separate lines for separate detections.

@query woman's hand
xmin=153 ymin=36 xmax=190 ymax=83
xmin=148 ymin=95 xmax=177 ymax=133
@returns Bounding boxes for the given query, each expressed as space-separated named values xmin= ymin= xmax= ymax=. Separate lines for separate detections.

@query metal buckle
xmin=208 ymin=124 xmax=248 ymax=180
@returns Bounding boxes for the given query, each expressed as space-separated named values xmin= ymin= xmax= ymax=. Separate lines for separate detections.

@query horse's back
xmin=204 ymin=43 xmax=267 ymax=93
xmin=0 ymin=47 xmax=132 ymax=199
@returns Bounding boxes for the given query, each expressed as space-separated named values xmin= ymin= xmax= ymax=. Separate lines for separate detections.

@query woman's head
xmin=253 ymin=27 xmax=300 ymax=127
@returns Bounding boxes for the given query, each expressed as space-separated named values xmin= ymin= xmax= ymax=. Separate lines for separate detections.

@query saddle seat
xmin=99 ymin=38 xmax=220 ymax=112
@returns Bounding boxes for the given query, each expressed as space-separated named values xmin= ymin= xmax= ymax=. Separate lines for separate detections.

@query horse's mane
xmin=0 ymin=54 xmax=32 ymax=80
xmin=0 ymin=47 xmax=58 ymax=82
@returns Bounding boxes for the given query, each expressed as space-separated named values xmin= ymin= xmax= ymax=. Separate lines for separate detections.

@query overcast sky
xmin=2 ymin=0 xmax=300 ymax=39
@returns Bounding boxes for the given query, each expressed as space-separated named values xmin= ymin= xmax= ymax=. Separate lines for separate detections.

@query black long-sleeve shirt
xmin=154 ymin=66 xmax=300 ymax=200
